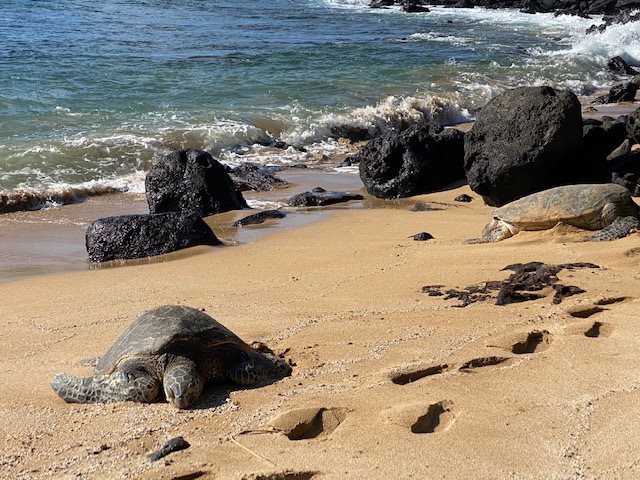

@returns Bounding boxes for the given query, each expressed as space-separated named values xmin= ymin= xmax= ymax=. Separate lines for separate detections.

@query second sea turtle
xmin=480 ymin=183 xmax=640 ymax=242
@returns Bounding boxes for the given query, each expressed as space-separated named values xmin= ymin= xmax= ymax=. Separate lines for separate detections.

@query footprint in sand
xmin=383 ymin=400 xmax=456 ymax=434
xmin=242 ymin=471 xmax=321 ymax=480
xmin=584 ymin=321 xmax=613 ymax=338
xmin=458 ymin=356 xmax=512 ymax=372
xmin=269 ymin=407 xmax=348 ymax=441
xmin=510 ymin=330 xmax=552 ymax=355
xmin=391 ymin=364 xmax=450 ymax=385
xmin=566 ymin=297 xmax=628 ymax=319
xmin=566 ymin=305 xmax=606 ymax=318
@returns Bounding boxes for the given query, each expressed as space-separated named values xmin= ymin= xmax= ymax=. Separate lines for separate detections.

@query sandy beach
xmin=2 ymin=160 xmax=640 ymax=478
xmin=3 ymin=0 xmax=640 ymax=476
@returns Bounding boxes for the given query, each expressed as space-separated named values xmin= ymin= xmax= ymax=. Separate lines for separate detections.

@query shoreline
xmin=0 ymin=98 xmax=637 ymax=284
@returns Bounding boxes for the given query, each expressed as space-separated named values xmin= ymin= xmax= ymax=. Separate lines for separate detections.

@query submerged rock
xmin=233 ymin=210 xmax=287 ymax=226
xmin=287 ymin=187 xmax=364 ymax=207
xmin=230 ymin=162 xmax=289 ymax=192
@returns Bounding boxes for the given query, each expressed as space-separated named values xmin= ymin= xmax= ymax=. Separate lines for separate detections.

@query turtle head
xmin=253 ymin=352 xmax=292 ymax=380
xmin=482 ymin=217 xmax=518 ymax=242
xmin=163 ymin=357 xmax=204 ymax=409
xmin=231 ymin=351 xmax=292 ymax=385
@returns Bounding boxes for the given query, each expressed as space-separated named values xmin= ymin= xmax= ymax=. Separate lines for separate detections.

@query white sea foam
xmin=0 ymin=171 xmax=147 ymax=213
xmin=283 ymin=93 xmax=472 ymax=145
xmin=406 ymin=32 xmax=474 ymax=45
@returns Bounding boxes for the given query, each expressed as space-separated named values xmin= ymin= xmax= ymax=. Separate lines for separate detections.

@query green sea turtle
xmin=480 ymin=183 xmax=640 ymax=242
xmin=51 ymin=305 xmax=292 ymax=409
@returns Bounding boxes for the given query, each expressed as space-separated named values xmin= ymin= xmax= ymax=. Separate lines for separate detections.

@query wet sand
xmin=0 ymin=168 xmax=364 ymax=284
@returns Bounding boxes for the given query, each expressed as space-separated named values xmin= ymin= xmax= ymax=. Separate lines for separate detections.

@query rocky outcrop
xmin=586 ymin=10 xmax=640 ymax=34
xmin=373 ymin=0 xmax=640 ymax=15
xmin=356 ymin=121 xmax=465 ymax=199
xmin=287 ymin=187 xmax=364 ymax=207
xmin=145 ymin=149 xmax=248 ymax=216
xmin=464 ymin=86 xmax=584 ymax=207
xmin=86 ymin=212 xmax=220 ymax=263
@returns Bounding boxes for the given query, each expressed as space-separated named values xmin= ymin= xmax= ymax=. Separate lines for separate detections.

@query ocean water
xmin=1 ymin=0 xmax=639 ymax=210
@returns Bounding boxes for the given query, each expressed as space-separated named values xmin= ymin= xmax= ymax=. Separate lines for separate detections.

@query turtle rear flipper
xmin=591 ymin=216 xmax=640 ymax=241
xmin=51 ymin=371 xmax=161 ymax=404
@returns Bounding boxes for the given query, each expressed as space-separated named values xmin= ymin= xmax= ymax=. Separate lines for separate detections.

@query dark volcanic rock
xmin=287 ymin=187 xmax=364 ymax=207
xmin=607 ymin=56 xmax=640 ymax=75
xmin=464 ymin=86 xmax=584 ymax=207
xmin=582 ymin=118 xmax=628 ymax=178
xmin=230 ymin=162 xmax=288 ymax=192
xmin=146 ymin=149 xmax=248 ymax=216
xmin=594 ymin=76 xmax=639 ymax=104
xmin=233 ymin=210 xmax=287 ymax=226
xmin=86 ymin=212 xmax=220 ymax=263
xmin=608 ymin=150 xmax=640 ymax=195
xmin=413 ymin=232 xmax=434 ymax=241
xmin=627 ymin=106 xmax=640 ymax=143
xmin=147 ymin=437 xmax=191 ymax=462
xmin=454 ymin=194 xmax=473 ymax=202
xmin=357 ymin=121 xmax=465 ymax=199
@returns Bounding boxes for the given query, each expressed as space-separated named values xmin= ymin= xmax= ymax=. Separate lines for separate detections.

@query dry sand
xmin=1 ymin=182 xmax=640 ymax=479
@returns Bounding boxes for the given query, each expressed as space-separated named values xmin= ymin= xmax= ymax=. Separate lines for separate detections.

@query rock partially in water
xmin=146 ymin=149 xmax=248 ymax=216
xmin=86 ymin=212 xmax=220 ymax=263
xmin=233 ymin=210 xmax=287 ymax=226
xmin=287 ymin=187 xmax=364 ymax=207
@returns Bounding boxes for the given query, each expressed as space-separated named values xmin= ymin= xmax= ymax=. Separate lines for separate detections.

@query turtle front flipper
xmin=51 ymin=371 xmax=161 ymax=404
xmin=163 ymin=356 xmax=204 ymax=409
xmin=591 ymin=216 xmax=640 ymax=241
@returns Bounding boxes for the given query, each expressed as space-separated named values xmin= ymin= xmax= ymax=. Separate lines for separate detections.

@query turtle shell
xmin=95 ymin=305 xmax=250 ymax=375
xmin=492 ymin=183 xmax=633 ymax=231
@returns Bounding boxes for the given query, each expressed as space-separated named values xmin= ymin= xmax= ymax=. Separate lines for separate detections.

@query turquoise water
xmin=1 ymin=0 xmax=639 ymax=206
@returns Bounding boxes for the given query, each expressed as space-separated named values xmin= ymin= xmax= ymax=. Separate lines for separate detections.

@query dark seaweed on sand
xmin=422 ymin=262 xmax=599 ymax=307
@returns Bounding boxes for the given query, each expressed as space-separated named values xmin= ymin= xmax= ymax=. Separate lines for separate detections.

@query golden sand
xmin=1 ymin=181 xmax=640 ymax=479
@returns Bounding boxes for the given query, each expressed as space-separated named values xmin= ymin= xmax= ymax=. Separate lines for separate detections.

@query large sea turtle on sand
xmin=51 ymin=305 xmax=292 ymax=409
xmin=479 ymin=183 xmax=640 ymax=242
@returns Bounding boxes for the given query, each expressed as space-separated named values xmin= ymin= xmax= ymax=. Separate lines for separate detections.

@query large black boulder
xmin=86 ymin=212 xmax=220 ymax=263
xmin=356 ymin=121 xmax=465 ymax=199
xmin=146 ymin=149 xmax=248 ymax=216
xmin=464 ymin=86 xmax=584 ymax=206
